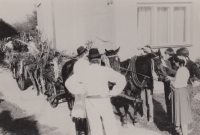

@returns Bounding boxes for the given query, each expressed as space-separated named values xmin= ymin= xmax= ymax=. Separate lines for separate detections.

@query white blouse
xmin=172 ymin=67 xmax=190 ymax=88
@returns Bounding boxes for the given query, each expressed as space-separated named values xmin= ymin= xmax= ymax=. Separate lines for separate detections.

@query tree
xmin=13 ymin=10 xmax=37 ymax=37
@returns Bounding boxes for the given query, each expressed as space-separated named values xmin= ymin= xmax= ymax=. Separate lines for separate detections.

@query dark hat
xmin=77 ymin=46 xmax=87 ymax=56
xmin=165 ymin=47 xmax=175 ymax=55
xmin=87 ymin=48 xmax=101 ymax=59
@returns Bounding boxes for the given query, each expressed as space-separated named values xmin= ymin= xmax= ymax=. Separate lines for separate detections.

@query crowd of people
xmin=2 ymin=36 xmax=200 ymax=135
xmin=64 ymin=45 xmax=200 ymax=135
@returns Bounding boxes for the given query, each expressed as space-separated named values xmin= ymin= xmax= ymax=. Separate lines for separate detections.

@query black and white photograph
xmin=0 ymin=0 xmax=200 ymax=135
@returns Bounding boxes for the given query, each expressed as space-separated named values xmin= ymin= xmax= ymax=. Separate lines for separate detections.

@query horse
xmin=105 ymin=48 xmax=168 ymax=126
xmin=60 ymin=58 xmax=78 ymax=113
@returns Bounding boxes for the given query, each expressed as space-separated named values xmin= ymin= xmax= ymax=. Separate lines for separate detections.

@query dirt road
xmin=0 ymin=68 xmax=161 ymax=135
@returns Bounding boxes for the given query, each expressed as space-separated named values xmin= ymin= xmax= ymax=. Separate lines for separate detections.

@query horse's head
xmin=104 ymin=47 xmax=121 ymax=71
xmin=152 ymin=49 xmax=168 ymax=81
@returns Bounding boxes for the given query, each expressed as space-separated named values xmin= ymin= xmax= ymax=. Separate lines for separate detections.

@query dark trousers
xmin=163 ymin=81 xmax=172 ymax=121
xmin=73 ymin=117 xmax=90 ymax=135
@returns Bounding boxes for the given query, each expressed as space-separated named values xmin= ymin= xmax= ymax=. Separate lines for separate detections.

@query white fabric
xmin=172 ymin=67 xmax=190 ymax=88
xmin=68 ymin=58 xmax=89 ymax=118
xmin=73 ymin=59 xmax=89 ymax=76
xmin=65 ymin=63 xmax=126 ymax=135
xmin=85 ymin=98 xmax=119 ymax=135
xmin=72 ymin=94 xmax=86 ymax=118
xmin=66 ymin=63 xmax=126 ymax=96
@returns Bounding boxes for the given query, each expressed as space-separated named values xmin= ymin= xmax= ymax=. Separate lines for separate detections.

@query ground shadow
xmin=153 ymin=98 xmax=178 ymax=135
xmin=0 ymin=110 xmax=40 ymax=135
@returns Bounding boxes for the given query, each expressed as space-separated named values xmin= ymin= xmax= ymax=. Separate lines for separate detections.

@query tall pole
xmin=51 ymin=0 xmax=56 ymax=50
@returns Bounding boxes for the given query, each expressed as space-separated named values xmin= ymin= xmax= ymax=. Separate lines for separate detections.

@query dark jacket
xmin=186 ymin=60 xmax=200 ymax=80
xmin=164 ymin=59 xmax=176 ymax=77
xmin=168 ymin=56 xmax=179 ymax=71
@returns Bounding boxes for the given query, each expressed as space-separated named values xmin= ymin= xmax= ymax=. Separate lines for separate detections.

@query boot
xmin=80 ymin=118 xmax=86 ymax=135
xmin=74 ymin=118 xmax=79 ymax=134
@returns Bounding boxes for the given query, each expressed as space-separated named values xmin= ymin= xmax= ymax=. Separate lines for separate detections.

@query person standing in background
xmin=66 ymin=46 xmax=90 ymax=135
xmin=162 ymin=48 xmax=177 ymax=123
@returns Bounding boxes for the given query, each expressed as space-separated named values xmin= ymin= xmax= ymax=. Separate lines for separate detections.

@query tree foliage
xmin=13 ymin=10 xmax=37 ymax=36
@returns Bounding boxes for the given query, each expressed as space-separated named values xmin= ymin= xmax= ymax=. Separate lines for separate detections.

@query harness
xmin=126 ymin=56 xmax=148 ymax=88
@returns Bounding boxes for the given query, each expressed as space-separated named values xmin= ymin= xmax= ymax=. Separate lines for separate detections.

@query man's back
xmin=85 ymin=65 xmax=124 ymax=96
xmin=66 ymin=63 xmax=126 ymax=97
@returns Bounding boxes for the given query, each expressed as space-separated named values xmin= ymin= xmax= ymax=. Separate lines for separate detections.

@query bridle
xmin=106 ymin=53 xmax=166 ymax=81
xmin=152 ymin=56 xmax=167 ymax=81
xmin=105 ymin=54 xmax=120 ymax=71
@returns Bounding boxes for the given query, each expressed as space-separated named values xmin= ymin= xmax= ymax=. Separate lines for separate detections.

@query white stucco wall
xmin=37 ymin=0 xmax=200 ymax=60
xmin=52 ymin=0 xmax=115 ymax=54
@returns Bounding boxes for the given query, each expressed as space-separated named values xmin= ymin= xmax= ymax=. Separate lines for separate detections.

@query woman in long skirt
xmin=171 ymin=55 xmax=193 ymax=135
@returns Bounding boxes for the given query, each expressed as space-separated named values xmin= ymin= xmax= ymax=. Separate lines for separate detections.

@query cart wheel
xmin=16 ymin=74 xmax=25 ymax=90
xmin=50 ymin=98 xmax=58 ymax=108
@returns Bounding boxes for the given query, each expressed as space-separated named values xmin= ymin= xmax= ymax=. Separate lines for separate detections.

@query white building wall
xmin=37 ymin=0 xmax=200 ymax=60
xmin=115 ymin=0 xmax=200 ymax=61
xmin=53 ymin=0 xmax=115 ymax=54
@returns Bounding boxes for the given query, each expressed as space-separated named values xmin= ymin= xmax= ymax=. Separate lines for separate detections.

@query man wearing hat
xmin=66 ymin=48 xmax=126 ymax=135
xmin=162 ymin=48 xmax=177 ymax=123
xmin=66 ymin=46 xmax=90 ymax=135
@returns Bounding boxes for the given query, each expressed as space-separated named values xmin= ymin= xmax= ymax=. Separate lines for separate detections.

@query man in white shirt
xmin=66 ymin=48 xmax=126 ymax=135
xmin=66 ymin=46 xmax=90 ymax=135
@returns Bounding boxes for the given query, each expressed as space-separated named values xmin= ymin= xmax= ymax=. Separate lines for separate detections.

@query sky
xmin=0 ymin=0 xmax=36 ymax=25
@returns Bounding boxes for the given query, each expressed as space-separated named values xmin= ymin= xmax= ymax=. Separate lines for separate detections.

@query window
xmin=174 ymin=7 xmax=186 ymax=42
xmin=138 ymin=7 xmax=153 ymax=46
xmin=157 ymin=7 xmax=169 ymax=44
xmin=137 ymin=3 xmax=191 ymax=46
